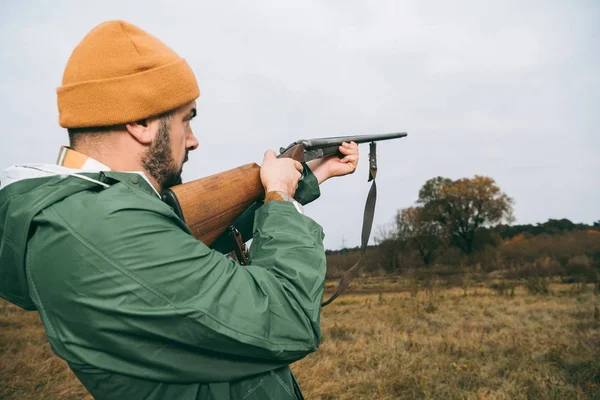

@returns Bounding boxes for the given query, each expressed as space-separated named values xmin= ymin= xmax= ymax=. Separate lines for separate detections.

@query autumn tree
xmin=417 ymin=175 xmax=514 ymax=255
xmin=395 ymin=206 xmax=446 ymax=265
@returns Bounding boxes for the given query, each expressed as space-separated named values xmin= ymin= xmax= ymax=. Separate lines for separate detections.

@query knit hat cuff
xmin=57 ymin=58 xmax=199 ymax=128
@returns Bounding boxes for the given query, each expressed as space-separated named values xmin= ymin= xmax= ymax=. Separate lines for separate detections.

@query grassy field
xmin=1 ymin=280 xmax=599 ymax=399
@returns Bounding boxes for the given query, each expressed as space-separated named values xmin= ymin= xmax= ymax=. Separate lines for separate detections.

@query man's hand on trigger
xmin=307 ymin=141 xmax=359 ymax=184
xmin=260 ymin=150 xmax=303 ymax=197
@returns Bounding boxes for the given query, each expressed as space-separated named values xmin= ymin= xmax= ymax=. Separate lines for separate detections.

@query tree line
xmin=341 ymin=175 xmax=600 ymax=274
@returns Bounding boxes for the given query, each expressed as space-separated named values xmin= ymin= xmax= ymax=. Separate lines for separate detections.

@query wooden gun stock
xmin=162 ymin=163 xmax=263 ymax=246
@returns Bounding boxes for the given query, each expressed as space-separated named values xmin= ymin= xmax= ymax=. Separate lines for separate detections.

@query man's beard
xmin=141 ymin=117 xmax=187 ymax=193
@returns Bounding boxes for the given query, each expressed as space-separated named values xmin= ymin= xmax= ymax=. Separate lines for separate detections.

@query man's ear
xmin=125 ymin=120 xmax=154 ymax=145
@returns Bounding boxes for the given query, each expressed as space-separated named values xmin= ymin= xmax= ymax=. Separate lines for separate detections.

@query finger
xmin=339 ymin=143 xmax=358 ymax=154
xmin=339 ymin=144 xmax=353 ymax=155
xmin=294 ymin=160 xmax=304 ymax=173
xmin=263 ymin=149 xmax=277 ymax=160
xmin=340 ymin=154 xmax=358 ymax=163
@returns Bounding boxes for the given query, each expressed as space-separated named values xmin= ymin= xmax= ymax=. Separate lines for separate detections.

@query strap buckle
xmin=228 ymin=225 xmax=250 ymax=265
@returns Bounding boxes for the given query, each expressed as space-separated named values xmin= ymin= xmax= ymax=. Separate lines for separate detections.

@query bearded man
xmin=0 ymin=20 xmax=358 ymax=399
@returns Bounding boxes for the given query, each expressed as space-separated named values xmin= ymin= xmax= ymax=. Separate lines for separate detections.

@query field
xmin=1 ymin=279 xmax=599 ymax=399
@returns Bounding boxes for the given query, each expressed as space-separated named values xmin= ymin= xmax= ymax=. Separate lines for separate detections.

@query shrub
xmin=566 ymin=255 xmax=597 ymax=283
xmin=525 ymin=277 xmax=550 ymax=295
xmin=327 ymin=324 xmax=355 ymax=341
xmin=501 ymin=231 xmax=600 ymax=269
xmin=490 ymin=280 xmax=516 ymax=297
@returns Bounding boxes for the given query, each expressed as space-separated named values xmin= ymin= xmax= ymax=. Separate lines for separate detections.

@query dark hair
xmin=67 ymin=125 xmax=123 ymax=148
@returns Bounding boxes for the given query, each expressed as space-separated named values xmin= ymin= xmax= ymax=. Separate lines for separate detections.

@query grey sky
xmin=1 ymin=0 xmax=598 ymax=250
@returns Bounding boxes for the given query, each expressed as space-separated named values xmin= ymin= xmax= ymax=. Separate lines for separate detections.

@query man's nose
xmin=187 ymin=133 xmax=199 ymax=151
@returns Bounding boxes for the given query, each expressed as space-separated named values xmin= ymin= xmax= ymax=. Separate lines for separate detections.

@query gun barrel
xmin=302 ymin=132 xmax=407 ymax=150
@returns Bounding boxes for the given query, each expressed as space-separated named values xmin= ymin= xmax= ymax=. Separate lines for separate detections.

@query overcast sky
xmin=1 ymin=0 xmax=598 ymax=250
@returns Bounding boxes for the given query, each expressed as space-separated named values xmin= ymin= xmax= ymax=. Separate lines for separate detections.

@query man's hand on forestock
xmin=308 ymin=141 xmax=359 ymax=184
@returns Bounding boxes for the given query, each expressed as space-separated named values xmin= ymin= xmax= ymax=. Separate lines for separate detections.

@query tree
xmin=539 ymin=218 xmax=576 ymax=233
xmin=395 ymin=206 xmax=446 ymax=265
xmin=374 ymin=221 xmax=402 ymax=272
xmin=417 ymin=175 xmax=514 ymax=255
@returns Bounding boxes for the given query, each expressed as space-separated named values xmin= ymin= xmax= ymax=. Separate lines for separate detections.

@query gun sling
xmin=321 ymin=141 xmax=377 ymax=306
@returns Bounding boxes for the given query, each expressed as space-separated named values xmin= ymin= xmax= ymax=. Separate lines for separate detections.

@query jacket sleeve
xmin=26 ymin=187 xmax=327 ymax=383
xmin=210 ymin=162 xmax=321 ymax=254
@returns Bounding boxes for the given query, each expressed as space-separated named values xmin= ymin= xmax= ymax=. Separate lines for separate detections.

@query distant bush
xmin=505 ymin=256 xmax=564 ymax=279
xmin=325 ymin=230 xmax=600 ymax=286
xmin=490 ymin=280 xmax=516 ymax=297
xmin=327 ymin=323 xmax=355 ymax=341
xmin=501 ymin=231 xmax=600 ymax=268
xmin=565 ymin=255 xmax=597 ymax=283
xmin=525 ymin=277 xmax=551 ymax=295
xmin=497 ymin=231 xmax=599 ymax=283
xmin=325 ymin=248 xmax=382 ymax=279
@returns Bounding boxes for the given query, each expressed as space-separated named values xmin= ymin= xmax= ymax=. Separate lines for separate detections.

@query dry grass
xmin=292 ymin=283 xmax=599 ymax=399
xmin=0 ymin=300 xmax=92 ymax=400
xmin=1 ymin=282 xmax=599 ymax=399
xmin=324 ymin=276 xmax=409 ymax=294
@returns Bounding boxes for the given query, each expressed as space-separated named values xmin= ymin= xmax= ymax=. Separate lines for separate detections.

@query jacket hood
xmin=0 ymin=164 xmax=110 ymax=310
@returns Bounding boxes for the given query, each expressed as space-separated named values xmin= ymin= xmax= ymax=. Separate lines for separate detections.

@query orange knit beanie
xmin=57 ymin=20 xmax=199 ymax=128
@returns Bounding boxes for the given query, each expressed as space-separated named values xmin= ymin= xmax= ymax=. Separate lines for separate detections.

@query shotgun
xmin=162 ymin=132 xmax=408 ymax=305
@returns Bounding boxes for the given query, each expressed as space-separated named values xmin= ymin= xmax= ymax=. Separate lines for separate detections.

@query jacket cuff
xmin=294 ymin=163 xmax=321 ymax=206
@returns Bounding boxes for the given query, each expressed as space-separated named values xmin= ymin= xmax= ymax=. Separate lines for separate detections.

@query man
xmin=0 ymin=20 xmax=358 ymax=399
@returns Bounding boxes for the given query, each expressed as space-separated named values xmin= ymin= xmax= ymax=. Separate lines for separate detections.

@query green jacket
xmin=0 ymin=164 xmax=326 ymax=399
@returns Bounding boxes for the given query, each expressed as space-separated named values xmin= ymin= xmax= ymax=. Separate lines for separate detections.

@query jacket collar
xmin=56 ymin=146 xmax=111 ymax=171
xmin=56 ymin=146 xmax=161 ymax=198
